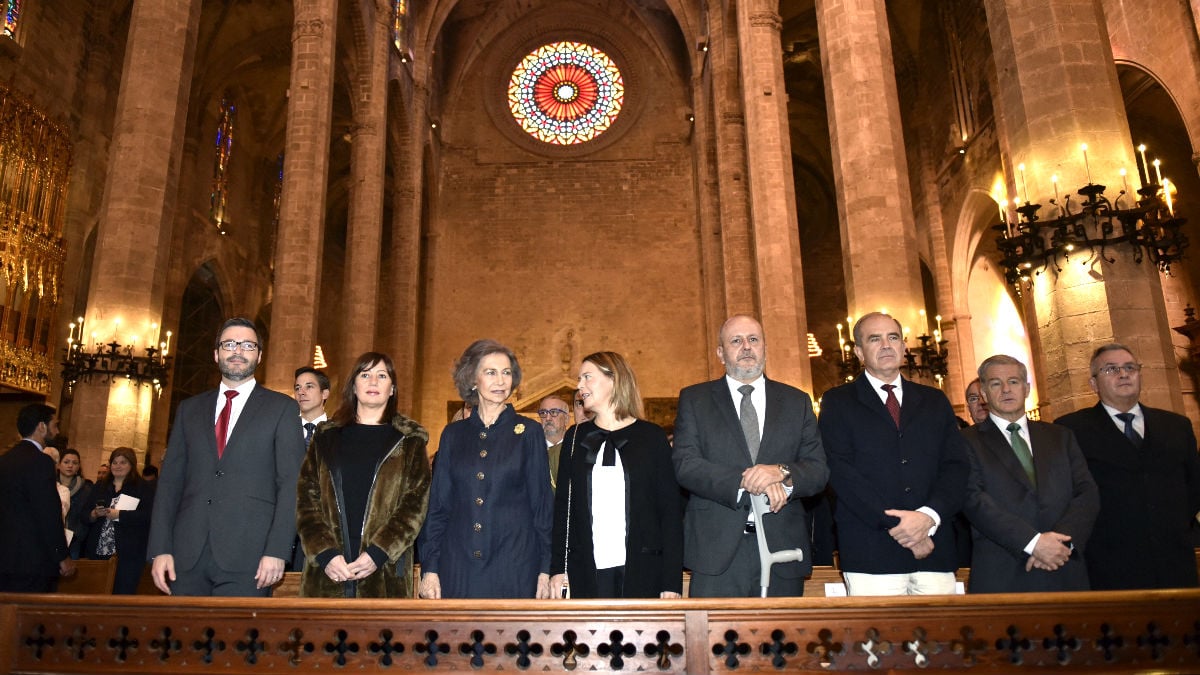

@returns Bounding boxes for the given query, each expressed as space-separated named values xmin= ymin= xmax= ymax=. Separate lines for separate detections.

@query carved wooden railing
xmin=1 ymin=590 xmax=1198 ymax=673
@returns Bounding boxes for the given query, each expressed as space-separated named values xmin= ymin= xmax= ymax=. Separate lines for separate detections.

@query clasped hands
xmin=740 ymin=464 xmax=789 ymax=513
xmin=885 ymin=509 xmax=935 ymax=559
xmin=1026 ymin=532 xmax=1072 ymax=572
xmin=324 ymin=552 xmax=379 ymax=584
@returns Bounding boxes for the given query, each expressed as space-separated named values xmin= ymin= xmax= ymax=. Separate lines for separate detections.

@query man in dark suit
xmin=1056 ymin=343 xmax=1200 ymax=590
xmin=672 ymin=314 xmax=829 ymax=597
xmin=148 ymin=318 xmax=306 ymax=596
xmin=962 ymin=354 xmax=1099 ymax=593
xmin=818 ymin=311 xmax=969 ymax=595
xmin=0 ymin=404 xmax=74 ymax=592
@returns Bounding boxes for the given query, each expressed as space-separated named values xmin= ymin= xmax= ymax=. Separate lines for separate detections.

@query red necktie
xmin=216 ymin=390 xmax=238 ymax=458
xmin=881 ymin=384 xmax=901 ymax=429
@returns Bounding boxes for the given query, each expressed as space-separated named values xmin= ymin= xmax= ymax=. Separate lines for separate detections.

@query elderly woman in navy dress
xmin=418 ymin=339 xmax=554 ymax=599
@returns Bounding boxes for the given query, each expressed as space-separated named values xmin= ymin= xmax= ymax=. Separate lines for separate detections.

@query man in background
xmin=0 ymin=404 xmax=73 ymax=591
xmin=537 ymin=395 xmax=571 ymax=490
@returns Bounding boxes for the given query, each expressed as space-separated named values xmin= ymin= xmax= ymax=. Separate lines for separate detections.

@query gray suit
xmin=962 ymin=419 xmax=1099 ymax=593
xmin=148 ymin=385 xmax=306 ymax=594
xmin=672 ymin=377 xmax=828 ymax=595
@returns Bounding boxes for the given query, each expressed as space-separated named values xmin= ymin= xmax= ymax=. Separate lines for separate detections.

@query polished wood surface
xmin=3 ymin=588 xmax=1198 ymax=673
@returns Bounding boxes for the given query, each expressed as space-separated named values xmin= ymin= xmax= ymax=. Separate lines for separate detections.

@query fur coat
xmin=296 ymin=414 xmax=431 ymax=598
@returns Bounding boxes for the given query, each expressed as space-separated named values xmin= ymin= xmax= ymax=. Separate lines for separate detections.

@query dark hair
xmin=331 ymin=352 xmax=398 ymax=425
xmin=581 ymin=351 xmax=644 ymax=420
xmin=142 ymin=464 xmax=158 ymax=478
xmin=295 ymin=366 xmax=331 ymax=391
xmin=104 ymin=446 xmax=142 ymax=488
xmin=1090 ymin=343 xmax=1136 ymax=376
xmin=60 ymin=448 xmax=81 ymax=463
xmin=452 ymin=339 xmax=522 ymax=405
xmin=214 ymin=317 xmax=261 ymax=349
xmin=17 ymin=403 xmax=55 ymax=438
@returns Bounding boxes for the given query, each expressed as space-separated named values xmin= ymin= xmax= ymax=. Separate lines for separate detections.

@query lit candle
xmin=112 ymin=318 xmax=121 ymax=342
xmin=1051 ymin=174 xmax=1059 ymax=203
xmin=159 ymin=341 xmax=167 ymax=364
xmin=1153 ymin=158 xmax=1163 ymax=186
xmin=836 ymin=323 xmax=844 ymax=343
xmin=936 ymin=314 xmax=943 ymax=334
xmin=1120 ymin=167 xmax=1129 ymax=195
xmin=1163 ymin=178 xmax=1174 ymax=215
xmin=165 ymin=331 xmax=172 ymax=355
xmin=1081 ymin=143 xmax=1091 ymax=183
xmin=1018 ymin=163 xmax=1028 ymax=203
xmin=67 ymin=322 xmax=76 ymax=344
xmin=1137 ymin=144 xmax=1149 ymax=187
xmin=151 ymin=321 xmax=160 ymax=346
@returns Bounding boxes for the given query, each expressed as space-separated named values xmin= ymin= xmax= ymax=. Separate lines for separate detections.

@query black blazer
xmin=84 ymin=478 xmax=157 ymax=594
xmin=0 ymin=441 xmax=68 ymax=577
xmin=1056 ymin=403 xmax=1200 ymax=589
xmin=551 ymin=420 xmax=683 ymax=597
xmin=962 ymin=419 xmax=1099 ymax=593
xmin=149 ymin=384 xmax=306 ymax=571
xmin=818 ymin=376 xmax=969 ymax=574
xmin=672 ymin=377 xmax=829 ymax=579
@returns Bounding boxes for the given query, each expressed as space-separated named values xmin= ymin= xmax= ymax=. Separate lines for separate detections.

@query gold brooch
xmin=514 ymin=423 xmax=525 ymax=435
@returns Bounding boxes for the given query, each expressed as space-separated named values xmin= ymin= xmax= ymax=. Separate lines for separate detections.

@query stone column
xmin=387 ymin=81 xmax=428 ymax=416
xmin=67 ymin=0 xmax=202 ymax=473
xmin=736 ymin=0 xmax=812 ymax=389
xmin=266 ymin=0 xmax=339 ymax=391
xmin=984 ymin=0 xmax=1182 ymax=415
xmin=342 ymin=8 xmax=389 ymax=362
xmin=709 ymin=3 xmax=754 ymax=322
xmin=815 ymin=0 xmax=924 ymax=332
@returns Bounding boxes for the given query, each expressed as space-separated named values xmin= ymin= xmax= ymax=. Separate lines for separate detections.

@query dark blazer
xmin=1056 ymin=403 xmax=1200 ymax=589
xmin=818 ymin=376 xmax=969 ymax=574
xmin=672 ymin=377 xmax=829 ymax=579
xmin=148 ymin=384 xmax=307 ymax=572
xmin=0 ymin=441 xmax=69 ymax=582
xmin=962 ymin=419 xmax=1099 ymax=593
xmin=550 ymin=419 xmax=683 ymax=597
xmin=84 ymin=477 xmax=157 ymax=594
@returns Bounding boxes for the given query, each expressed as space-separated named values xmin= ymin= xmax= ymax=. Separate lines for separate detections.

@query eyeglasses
xmin=218 ymin=340 xmax=260 ymax=352
xmin=574 ymin=400 xmax=584 ymax=407
xmin=966 ymin=395 xmax=982 ymax=404
xmin=537 ymin=409 xmax=569 ymax=419
xmin=1097 ymin=363 xmax=1141 ymax=376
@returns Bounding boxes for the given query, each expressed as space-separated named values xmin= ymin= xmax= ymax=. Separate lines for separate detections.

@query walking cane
xmin=749 ymin=492 xmax=804 ymax=598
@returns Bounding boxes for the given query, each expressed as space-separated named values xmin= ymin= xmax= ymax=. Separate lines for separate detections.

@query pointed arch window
xmin=3 ymin=0 xmax=21 ymax=39
xmin=210 ymin=96 xmax=235 ymax=231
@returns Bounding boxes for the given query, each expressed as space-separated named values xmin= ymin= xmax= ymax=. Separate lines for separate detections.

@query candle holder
xmin=60 ymin=338 xmax=171 ymax=393
xmin=834 ymin=335 xmax=949 ymax=385
xmin=995 ymin=179 xmax=1187 ymax=292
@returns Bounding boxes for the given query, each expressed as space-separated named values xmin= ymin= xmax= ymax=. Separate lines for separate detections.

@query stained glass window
xmin=3 ymin=0 xmax=20 ymax=39
xmin=392 ymin=0 xmax=406 ymax=52
xmin=508 ymin=41 xmax=624 ymax=145
xmin=210 ymin=97 xmax=235 ymax=230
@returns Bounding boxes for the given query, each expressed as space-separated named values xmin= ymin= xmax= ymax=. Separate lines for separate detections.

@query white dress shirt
xmin=1100 ymin=402 xmax=1145 ymax=437
xmin=215 ymin=378 xmax=257 ymax=444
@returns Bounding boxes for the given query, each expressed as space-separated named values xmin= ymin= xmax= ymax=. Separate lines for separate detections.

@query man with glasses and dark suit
xmin=1056 ymin=343 xmax=1200 ymax=590
xmin=148 ymin=317 xmax=306 ymax=596
xmin=537 ymin=395 xmax=571 ymax=491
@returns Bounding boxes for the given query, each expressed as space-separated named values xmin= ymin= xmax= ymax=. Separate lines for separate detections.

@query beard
xmin=219 ymin=355 xmax=257 ymax=382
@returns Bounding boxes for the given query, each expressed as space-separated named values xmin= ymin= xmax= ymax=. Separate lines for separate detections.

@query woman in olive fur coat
xmin=296 ymin=352 xmax=432 ymax=598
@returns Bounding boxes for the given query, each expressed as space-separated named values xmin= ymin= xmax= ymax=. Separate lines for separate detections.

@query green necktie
xmin=1006 ymin=422 xmax=1036 ymax=487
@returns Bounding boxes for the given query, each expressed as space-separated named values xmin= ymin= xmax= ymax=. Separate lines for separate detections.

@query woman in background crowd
xmin=550 ymin=351 xmax=683 ymax=598
xmin=296 ymin=352 xmax=432 ymax=598
xmin=84 ymin=446 xmax=155 ymax=594
xmin=56 ymin=448 xmax=94 ymax=558
xmin=418 ymin=339 xmax=553 ymax=599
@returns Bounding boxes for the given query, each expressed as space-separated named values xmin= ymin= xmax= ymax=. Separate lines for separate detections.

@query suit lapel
xmin=709 ymin=378 xmax=752 ymax=463
xmin=1027 ymin=421 xmax=1058 ymax=495
xmin=898 ymin=378 xmax=921 ymax=430
xmin=222 ymin=386 xmax=265 ymax=459
xmin=980 ymin=419 xmax=1036 ymax=491
xmin=854 ymin=376 xmax=896 ymax=428
xmin=1085 ymin=403 xmax=1139 ymax=467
